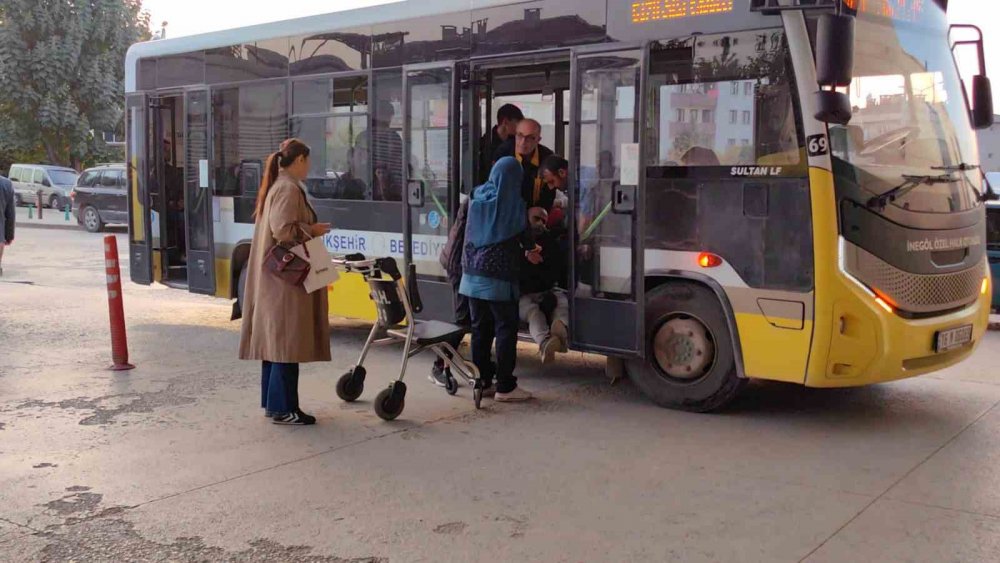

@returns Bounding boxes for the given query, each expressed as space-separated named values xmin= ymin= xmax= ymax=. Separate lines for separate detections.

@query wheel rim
xmin=652 ymin=315 xmax=716 ymax=381
xmin=84 ymin=208 xmax=98 ymax=230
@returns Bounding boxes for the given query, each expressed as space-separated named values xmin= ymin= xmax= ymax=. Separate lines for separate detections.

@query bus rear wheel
xmin=237 ymin=264 xmax=248 ymax=314
xmin=626 ymin=281 xmax=746 ymax=413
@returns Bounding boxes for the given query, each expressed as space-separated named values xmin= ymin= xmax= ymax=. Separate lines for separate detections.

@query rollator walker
xmin=332 ymin=254 xmax=485 ymax=420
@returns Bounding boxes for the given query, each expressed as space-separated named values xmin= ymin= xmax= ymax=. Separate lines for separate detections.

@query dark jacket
xmin=0 ymin=176 xmax=14 ymax=244
xmin=478 ymin=126 xmax=507 ymax=184
xmin=492 ymin=139 xmax=554 ymax=208
xmin=520 ymin=230 xmax=564 ymax=296
xmin=439 ymin=198 xmax=470 ymax=286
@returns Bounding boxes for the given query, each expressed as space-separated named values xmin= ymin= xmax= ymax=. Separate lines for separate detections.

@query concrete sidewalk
xmin=12 ymin=205 xmax=81 ymax=231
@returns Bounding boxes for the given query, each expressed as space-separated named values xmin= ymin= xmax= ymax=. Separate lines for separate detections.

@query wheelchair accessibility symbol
xmin=428 ymin=210 xmax=441 ymax=229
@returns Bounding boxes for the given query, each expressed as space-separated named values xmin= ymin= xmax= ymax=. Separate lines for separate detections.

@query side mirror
xmin=814 ymin=13 xmax=855 ymax=124
xmin=951 ymin=25 xmax=994 ymax=130
xmin=972 ymin=75 xmax=994 ymax=129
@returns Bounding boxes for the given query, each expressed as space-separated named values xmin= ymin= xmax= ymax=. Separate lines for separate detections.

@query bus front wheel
xmin=626 ymin=281 xmax=745 ymax=413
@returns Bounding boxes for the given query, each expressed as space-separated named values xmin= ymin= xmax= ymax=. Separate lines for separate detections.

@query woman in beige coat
xmin=239 ymin=138 xmax=331 ymax=425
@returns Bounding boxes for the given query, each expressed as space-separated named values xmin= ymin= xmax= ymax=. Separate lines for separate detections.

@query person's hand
xmin=310 ymin=223 xmax=331 ymax=237
xmin=526 ymin=247 xmax=543 ymax=265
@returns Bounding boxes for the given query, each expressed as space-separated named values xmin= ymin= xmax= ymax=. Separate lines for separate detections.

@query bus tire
xmin=626 ymin=281 xmax=745 ymax=413
xmin=237 ymin=263 xmax=248 ymax=314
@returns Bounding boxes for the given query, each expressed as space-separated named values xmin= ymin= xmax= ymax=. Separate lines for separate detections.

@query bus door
xmin=183 ymin=89 xmax=216 ymax=295
xmin=569 ymin=47 xmax=645 ymax=357
xmin=402 ymin=62 xmax=462 ymax=321
xmin=126 ymin=93 xmax=153 ymax=285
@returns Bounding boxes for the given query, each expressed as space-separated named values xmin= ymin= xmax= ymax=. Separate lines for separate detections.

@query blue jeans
xmin=261 ymin=361 xmax=299 ymax=415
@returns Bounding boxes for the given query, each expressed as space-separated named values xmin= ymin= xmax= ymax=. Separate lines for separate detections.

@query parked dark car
xmin=71 ymin=164 xmax=127 ymax=233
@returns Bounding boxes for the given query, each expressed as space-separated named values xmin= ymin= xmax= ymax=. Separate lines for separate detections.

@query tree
xmin=0 ymin=0 xmax=151 ymax=169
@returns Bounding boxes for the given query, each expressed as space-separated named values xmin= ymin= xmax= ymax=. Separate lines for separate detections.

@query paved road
xmin=2 ymin=228 xmax=1000 ymax=562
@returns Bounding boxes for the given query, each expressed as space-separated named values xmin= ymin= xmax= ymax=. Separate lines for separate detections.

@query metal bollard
xmin=28 ymin=204 xmax=33 ymax=219
xmin=36 ymin=191 xmax=43 ymax=220
xmin=64 ymin=204 xmax=71 ymax=221
xmin=104 ymin=235 xmax=136 ymax=371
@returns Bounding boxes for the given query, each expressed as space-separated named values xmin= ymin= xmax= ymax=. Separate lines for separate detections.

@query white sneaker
xmin=495 ymin=387 xmax=534 ymax=402
xmin=550 ymin=320 xmax=569 ymax=352
xmin=540 ymin=337 xmax=558 ymax=364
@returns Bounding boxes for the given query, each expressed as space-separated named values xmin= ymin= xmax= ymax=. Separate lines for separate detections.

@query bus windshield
xmin=830 ymin=5 xmax=982 ymax=214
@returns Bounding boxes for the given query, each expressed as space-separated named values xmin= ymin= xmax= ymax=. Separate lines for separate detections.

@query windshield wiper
xmin=932 ymin=162 xmax=1000 ymax=202
xmin=867 ymin=174 xmax=958 ymax=211
xmin=931 ymin=163 xmax=980 ymax=172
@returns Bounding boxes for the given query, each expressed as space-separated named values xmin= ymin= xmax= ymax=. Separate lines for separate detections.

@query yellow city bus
xmin=123 ymin=0 xmax=994 ymax=411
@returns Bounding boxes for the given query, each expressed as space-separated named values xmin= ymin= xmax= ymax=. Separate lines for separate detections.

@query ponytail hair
xmin=254 ymin=138 xmax=311 ymax=220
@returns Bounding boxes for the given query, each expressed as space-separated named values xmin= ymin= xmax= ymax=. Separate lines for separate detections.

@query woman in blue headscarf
xmin=461 ymin=157 xmax=539 ymax=402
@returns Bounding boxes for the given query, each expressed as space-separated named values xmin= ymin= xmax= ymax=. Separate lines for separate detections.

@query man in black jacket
xmin=478 ymin=104 xmax=523 ymax=183
xmin=519 ymin=207 xmax=568 ymax=363
xmin=0 ymin=175 xmax=14 ymax=277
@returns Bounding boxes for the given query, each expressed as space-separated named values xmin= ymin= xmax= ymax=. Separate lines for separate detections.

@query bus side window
xmin=291 ymin=75 xmax=371 ymax=201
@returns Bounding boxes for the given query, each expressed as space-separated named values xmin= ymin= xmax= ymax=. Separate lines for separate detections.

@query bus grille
xmin=850 ymin=248 xmax=981 ymax=314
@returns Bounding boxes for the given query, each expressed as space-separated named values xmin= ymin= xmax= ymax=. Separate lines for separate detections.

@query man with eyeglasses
xmin=493 ymin=118 xmax=553 ymax=208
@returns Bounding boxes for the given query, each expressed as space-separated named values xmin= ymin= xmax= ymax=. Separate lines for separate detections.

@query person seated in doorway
xmin=493 ymin=118 xmax=554 ymax=208
xmin=519 ymin=206 xmax=569 ymax=364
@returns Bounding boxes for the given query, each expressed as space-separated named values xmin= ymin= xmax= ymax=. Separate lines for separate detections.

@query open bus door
xmin=183 ymin=89 xmax=216 ymax=295
xmin=402 ymin=62 xmax=462 ymax=321
xmin=125 ymin=93 xmax=153 ymax=285
xmin=568 ymin=46 xmax=646 ymax=357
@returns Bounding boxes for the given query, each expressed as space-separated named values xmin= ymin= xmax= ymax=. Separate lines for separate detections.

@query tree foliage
xmin=0 ymin=0 xmax=151 ymax=169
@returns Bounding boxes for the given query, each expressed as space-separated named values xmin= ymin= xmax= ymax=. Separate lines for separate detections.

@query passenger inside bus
xmin=494 ymin=118 xmax=554 ymax=208
xmin=355 ymin=100 xmax=403 ymax=201
xmin=162 ymin=137 xmax=187 ymax=272
xmin=479 ymin=103 xmax=524 ymax=183
xmin=519 ymin=206 xmax=569 ymax=363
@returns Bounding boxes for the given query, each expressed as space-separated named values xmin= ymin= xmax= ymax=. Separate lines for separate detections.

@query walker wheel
xmin=445 ymin=374 xmax=459 ymax=396
xmin=336 ymin=367 xmax=365 ymax=402
xmin=374 ymin=385 xmax=406 ymax=421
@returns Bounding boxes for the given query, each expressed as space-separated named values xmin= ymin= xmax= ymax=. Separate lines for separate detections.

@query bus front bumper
xmin=806 ymin=286 xmax=991 ymax=388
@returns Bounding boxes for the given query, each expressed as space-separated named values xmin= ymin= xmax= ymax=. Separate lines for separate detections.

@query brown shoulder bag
xmin=265 ymin=240 xmax=311 ymax=287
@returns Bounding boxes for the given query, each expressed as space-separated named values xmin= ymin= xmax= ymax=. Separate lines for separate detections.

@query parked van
xmin=7 ymin=164 xmax=79 ymax=210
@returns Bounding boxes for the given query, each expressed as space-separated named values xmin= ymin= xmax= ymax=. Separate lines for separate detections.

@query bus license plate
xmin=935 ymin=325 xmax=973 ymax=353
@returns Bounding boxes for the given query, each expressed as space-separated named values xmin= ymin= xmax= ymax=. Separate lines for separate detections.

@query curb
xmin=16 ymin=221 xmax=81 ymax=232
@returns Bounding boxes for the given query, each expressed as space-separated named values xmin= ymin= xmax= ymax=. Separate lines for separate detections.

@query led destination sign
xmin=631 ymin=0 xmax=734 ymax=23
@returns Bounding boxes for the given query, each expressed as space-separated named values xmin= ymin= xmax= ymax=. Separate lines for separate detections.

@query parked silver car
xmin=7 ymin=164 xmax=80 ymax=210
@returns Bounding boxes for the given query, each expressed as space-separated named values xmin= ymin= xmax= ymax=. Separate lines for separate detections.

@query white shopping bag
xmin=292 ymin=237 xmax=339 ymax=294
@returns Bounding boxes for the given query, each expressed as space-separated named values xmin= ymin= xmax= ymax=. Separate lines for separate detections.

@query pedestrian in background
xmin=0 ymin=174 xmax=14 ymax=277
xmin=239 ymin=138 xmax=332 ymax=426
xmin=460 ymin=157 xmax=540 ymax=402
